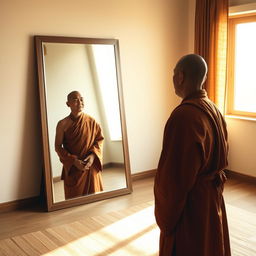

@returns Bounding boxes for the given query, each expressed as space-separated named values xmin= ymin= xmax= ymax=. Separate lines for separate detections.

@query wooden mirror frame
xmin=35 ymin=35 xmax=132 ymax=211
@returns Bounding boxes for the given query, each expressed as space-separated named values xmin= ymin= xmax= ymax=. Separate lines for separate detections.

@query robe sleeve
xmin=154 ymin=105 xmax=203 ymax=236
xmin=56 ymin=147 xmax=78 ymax=174
xmin=88 ymin=123 xmax=104 ymax=172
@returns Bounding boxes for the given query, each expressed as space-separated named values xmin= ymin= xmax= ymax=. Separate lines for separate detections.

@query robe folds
xmin=154 ymin=89 xmax=231 ymax=256
xmin=58 ymin=113 xmax=104 ymax=199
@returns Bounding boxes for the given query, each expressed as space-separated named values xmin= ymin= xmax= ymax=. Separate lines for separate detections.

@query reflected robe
xmin=154 ymin=90 xmax=231 ymax=256
xmin=58 ymin=113 xmax=104 ymax=199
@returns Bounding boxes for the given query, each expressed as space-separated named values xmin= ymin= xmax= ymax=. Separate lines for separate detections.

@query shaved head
xmin=67 ymin=91 xmax=81 ymax=102
xmin=176 ymin=54 xmax=208 ymax=87
xmin=66 ymin=91 xmax=84 ymax=114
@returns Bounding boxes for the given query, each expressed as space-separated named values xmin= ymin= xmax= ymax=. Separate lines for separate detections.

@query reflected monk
xmin=154 ymin=54 xmax=231 ymax=256
xmin=55 ymin=91 xmax=104 ymax=199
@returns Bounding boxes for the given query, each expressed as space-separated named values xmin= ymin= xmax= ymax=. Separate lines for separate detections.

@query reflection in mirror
xmin=35 ymin=36 xmax=132 ymax=211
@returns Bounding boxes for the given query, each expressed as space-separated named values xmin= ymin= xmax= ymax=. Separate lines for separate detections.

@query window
xmin=91 ymin=45 xmax=122 ymax=141
xmin=227 ymin=14 xmax=256 ymax=118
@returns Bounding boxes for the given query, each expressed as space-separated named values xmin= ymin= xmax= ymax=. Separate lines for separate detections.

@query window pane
xmin=234 ymin=22 xmax=256 ymax=113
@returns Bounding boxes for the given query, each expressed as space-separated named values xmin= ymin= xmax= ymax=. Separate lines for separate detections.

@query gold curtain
xmin=194 ymin=0 xmax=228 ymax=113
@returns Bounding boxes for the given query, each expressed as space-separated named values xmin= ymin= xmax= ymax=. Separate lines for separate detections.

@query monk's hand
xmin=74 ymin=158 xmax=87 ymax=172
xmin=84 ymin=154 xmax=95 ymax=169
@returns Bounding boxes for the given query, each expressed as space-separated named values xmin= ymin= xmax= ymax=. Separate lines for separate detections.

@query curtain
xmin=194 ymin=0 xmax=228 ymax=113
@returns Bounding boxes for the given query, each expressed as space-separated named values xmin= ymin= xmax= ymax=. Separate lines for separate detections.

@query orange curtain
xmin=194 ymin=0 xmax=228 ymax=113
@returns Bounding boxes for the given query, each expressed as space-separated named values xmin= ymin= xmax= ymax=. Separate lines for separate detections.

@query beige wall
xmin=3 ymin=0 xmax=253 ymax=204
xmin=0 ymin=0 xmax=192 ymax=203
xmin=226 ymin=118 xmax=256 ymax=177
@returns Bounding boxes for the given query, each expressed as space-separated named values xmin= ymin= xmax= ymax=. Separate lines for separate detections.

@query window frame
xmin=227 ymin=13 xmax=256 ymax=118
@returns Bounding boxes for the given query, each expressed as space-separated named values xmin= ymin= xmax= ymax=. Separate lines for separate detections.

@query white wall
xmin=0 ymin=0 xmax=192 ymax=203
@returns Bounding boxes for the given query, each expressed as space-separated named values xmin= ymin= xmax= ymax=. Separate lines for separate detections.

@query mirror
xmin=35 ymin=36 xmax=132 ymax=211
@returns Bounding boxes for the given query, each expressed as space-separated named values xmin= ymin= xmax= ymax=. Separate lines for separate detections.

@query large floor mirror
xmin=35 ymin=36 xmax=132 ymax=211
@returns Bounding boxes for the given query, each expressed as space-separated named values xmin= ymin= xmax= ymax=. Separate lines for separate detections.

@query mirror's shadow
xmin=35 ymin=36 xmax=132 ymax=210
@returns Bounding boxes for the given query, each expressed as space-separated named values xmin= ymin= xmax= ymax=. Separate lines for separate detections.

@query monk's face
xmin=66 ymin=92 xmax=84 ymax=113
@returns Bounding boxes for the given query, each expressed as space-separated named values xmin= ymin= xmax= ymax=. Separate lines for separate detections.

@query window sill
xmin=225 ymin=115 xmax=256 ymax=122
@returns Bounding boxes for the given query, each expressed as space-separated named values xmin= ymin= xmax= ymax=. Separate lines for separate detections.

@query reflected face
xmin=67 ymin=92 xmax=84 ymax=113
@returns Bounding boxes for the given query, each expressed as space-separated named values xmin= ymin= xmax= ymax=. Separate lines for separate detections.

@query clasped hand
xmin=74 ymin=154 xmax=95 ymax=172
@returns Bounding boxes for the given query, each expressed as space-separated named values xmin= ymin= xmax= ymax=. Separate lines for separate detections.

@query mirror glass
xmin=35 ymin=36 xmax=132 ymax=211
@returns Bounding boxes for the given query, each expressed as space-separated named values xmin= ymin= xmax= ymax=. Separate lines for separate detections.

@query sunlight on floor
xmin=43 ymin=206 xmax=159 ymax=256
xmin=1 ymin=199 xmax=255 ymax=255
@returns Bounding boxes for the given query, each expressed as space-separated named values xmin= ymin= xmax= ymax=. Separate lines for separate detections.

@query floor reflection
xmin=53 ymin=167 xmax=127 ymax=202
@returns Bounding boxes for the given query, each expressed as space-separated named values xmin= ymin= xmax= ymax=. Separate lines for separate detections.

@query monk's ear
xmin=177 ymin=71 xmax=184 ymax=85
xmin=66 ymin=101 xmax=70 ymax=107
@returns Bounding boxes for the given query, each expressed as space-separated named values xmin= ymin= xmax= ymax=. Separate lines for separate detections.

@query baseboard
xmin=1 ymin=169 xmax=156 ymax=213
xmin=103 ymin=162 xmax=125 ymax=169
xmin=131 ymin=169 xmax=156 ymax=181
xmin=5 ymin=169 xmax=254 ymax=214
xmin=226 ymin=169 xmax=256 ymax=184
xmin=0 ymin=196 xmax=40 ymax=213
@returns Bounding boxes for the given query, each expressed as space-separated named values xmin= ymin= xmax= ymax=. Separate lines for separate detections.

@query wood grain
xmin=0 ymin=177 xmax=255 ymax=255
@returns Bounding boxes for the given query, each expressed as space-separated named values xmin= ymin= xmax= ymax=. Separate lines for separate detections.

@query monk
xmin=55 ymin=91 xmax=104 ymax=199
xmin=154 ymin=54 xmax=231 ymax=256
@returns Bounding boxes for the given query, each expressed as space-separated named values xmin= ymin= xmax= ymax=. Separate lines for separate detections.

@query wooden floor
xmin=0 ymin=176 xmax=255 ymax=255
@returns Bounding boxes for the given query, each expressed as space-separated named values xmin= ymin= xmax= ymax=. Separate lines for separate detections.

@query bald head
xmin=175 ymin=54 xmax=208 ymax=87
xmin=66 ymin=91 xmax=84 ymax=114
xmin=67 ymin=91 xmax=81 ymax=102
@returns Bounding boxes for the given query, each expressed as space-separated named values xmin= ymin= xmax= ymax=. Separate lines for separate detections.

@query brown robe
xmin=58 ymin=113 xmax=104 ymax=199
xmin=154 ymin=90 xmax=231 ymax=256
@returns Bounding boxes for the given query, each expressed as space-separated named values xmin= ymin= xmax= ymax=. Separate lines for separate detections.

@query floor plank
xmin=0 ymin=176 xmax=255 ymax=255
